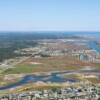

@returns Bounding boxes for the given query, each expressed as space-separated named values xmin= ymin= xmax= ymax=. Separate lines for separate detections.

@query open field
xmin=86 ymin=78 xmax=100 ymax=84
xmin=61 ymin=74 xmax=81 ymax=80
xmin=2 ymin=56 xmax=98 ymax=74
xmin=0 ymin=74 xmax=22 ymax=87
xmin=93 ymin=63 xmax=100 ymax=69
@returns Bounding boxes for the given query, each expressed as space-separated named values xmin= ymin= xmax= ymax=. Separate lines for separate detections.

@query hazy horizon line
xmin=0 ymin=31 xmax=100 ymax=33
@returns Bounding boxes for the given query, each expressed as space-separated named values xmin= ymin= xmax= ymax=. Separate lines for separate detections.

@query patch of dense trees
xmin=0 ymin=41 xmax=37 ymax=62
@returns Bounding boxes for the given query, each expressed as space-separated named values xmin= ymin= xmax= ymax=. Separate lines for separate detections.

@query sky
xmin=0 ymin=0 xmax=100 ymax=31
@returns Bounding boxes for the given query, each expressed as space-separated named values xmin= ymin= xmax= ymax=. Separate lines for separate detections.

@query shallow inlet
xmin=0 ymin=72 xmax=78 ymax=90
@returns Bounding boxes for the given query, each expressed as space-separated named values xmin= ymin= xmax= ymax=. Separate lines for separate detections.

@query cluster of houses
xmin=13 ymin=39 xmax=100 ymax=63
xmin=1 ymin=84 xmax=100 ymax=100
